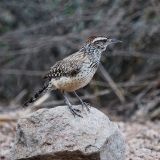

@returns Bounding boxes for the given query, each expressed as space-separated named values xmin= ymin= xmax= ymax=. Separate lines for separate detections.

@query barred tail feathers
xmin=24 ymin=85 xmax=49 ymax=107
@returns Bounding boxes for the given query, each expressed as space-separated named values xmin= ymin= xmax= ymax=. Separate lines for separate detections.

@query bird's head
xmin=86 ymin=36 xmax=122 ymax=52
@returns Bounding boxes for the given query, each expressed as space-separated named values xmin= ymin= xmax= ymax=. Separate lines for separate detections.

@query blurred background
xmin=0 ymin=0 xmax=160 ymax=121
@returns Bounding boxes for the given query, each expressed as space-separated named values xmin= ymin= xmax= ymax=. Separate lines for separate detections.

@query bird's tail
xmin=24 ymin=84 xmax=49 ymax=107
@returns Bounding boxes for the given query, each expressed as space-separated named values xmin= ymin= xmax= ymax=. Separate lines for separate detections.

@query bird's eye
xmin=97 ymin=45 xmax=101 ymax=49
xmin=99 ymin=42 xmax=104 ymax=46
xmin=93 ymin=41 xmax=100 ymax=46
xmin=102 ymin=39 xmax=107 ymax=43
xmin=94 ymin=41 xmax=99 ymax=45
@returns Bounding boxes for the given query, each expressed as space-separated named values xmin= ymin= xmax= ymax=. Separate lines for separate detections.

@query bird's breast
xmin=51 ymin=64 xmax=97 ymax=92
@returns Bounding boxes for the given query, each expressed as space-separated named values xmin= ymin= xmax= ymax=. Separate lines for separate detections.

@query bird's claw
xmin=68 ymin=106 xmax=83 ymax=118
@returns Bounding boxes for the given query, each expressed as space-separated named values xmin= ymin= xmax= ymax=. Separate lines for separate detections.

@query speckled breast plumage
xmin=51 ymin=63 xmax=98 ymax=92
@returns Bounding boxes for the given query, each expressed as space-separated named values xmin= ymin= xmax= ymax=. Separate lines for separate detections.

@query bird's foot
xmin=64 ymin=98 xmax=82 ymax=118
xmin=68 ymin=105 xmax=83 ymax=118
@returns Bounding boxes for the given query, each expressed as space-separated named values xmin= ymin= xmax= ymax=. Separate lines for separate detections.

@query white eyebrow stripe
xmin=92 ymin=37 xmax=107 ymax=43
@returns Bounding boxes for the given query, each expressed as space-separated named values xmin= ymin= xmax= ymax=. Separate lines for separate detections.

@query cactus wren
xmin=24 ymin=36 xmax=121 ymax=117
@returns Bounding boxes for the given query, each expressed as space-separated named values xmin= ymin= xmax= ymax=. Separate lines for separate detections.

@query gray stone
xmin=12 ymin=105 xmax=125 ymax=160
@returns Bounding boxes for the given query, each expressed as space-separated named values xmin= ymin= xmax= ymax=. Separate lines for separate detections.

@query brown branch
xmin=98 ymin=63 xmax=126 ymax=103
xmin=0 ymin=69 xmax=45 ymax=76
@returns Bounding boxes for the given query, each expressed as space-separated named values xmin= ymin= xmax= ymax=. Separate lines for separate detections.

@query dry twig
xmin=98 ymin=63 xmax=126 ymax=103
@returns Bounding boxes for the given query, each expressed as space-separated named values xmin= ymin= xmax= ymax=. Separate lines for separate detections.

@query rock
xmin=11 ymin=105 xmax=125 ymax=160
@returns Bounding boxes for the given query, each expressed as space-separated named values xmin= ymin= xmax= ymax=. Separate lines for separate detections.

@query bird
xmin=24 ymin=36 xmax=122 ymax=117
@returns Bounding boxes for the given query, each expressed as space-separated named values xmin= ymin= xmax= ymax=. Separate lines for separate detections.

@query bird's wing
xmin=43 ymin=52 xmax=86 ymax=80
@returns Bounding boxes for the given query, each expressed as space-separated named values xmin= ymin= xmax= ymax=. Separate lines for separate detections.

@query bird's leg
xmin=62 ymin=92 xmax=83 ymax=118
xmin=73 ymin=91 xmax=90 ymax=112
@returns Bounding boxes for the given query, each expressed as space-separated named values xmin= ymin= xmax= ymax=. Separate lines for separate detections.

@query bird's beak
xmin=108 ymin=38 xmax=122 ymax=44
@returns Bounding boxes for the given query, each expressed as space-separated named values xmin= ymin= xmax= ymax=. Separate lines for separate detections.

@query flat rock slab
xmin=12 ymin=105 xmax=125 ymax=160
